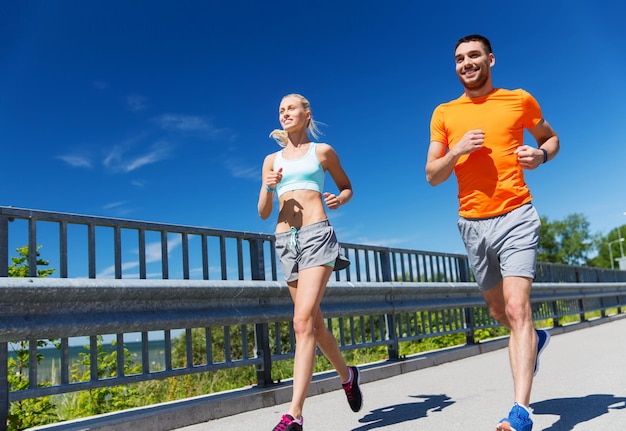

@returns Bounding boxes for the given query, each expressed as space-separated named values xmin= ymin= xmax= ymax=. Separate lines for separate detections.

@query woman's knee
xmin=292 ymin=315 xmax=315 ymax=336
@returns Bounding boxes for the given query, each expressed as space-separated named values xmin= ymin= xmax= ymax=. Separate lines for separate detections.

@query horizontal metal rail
xmin=1 ymin=278 xmax=625 ymax=404
xmin=3 ymin=206 xmax=625 ymax=285
xmin=3 ymin=278 xmax=624 ymax=339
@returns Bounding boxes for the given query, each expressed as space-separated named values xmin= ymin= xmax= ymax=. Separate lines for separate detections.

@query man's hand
xmin=515 ymin=145 xmax=543 ymax=170
xmin=451 ymin=129 xmax=485 ymax=157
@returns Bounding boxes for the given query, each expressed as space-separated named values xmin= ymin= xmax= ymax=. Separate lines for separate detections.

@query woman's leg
xmin=312 ymin=303 xmax=350 ymax=382
xmin=286 ymin=265 xmax=334 ymax=420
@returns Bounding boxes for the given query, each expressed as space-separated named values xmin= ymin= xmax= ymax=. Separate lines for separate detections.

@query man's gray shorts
xmin=457 ymin=203 xmax=540 ymax=291
xmin=275 ymin=220 xmax=350 ymax=282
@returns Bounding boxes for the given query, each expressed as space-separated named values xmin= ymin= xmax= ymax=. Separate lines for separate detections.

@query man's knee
xmin=505 ymin=299 xmax=532 ymax=323
xmin=489 ymin=305 xmax=507 ymax=322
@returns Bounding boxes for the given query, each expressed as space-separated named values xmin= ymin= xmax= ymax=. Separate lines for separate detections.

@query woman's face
xmin=278 ymin=96 xmax=310 ymax=132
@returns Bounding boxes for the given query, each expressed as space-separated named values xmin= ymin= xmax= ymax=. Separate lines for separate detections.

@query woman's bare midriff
xmin=275 ymin=190 xmax=327 ymax=234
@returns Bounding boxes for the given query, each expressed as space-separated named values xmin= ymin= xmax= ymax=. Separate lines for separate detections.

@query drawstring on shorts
xmin=289 ymin=226 xmax=301 ymax=254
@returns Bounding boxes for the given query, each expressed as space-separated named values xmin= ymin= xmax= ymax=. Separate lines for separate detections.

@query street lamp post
xmin=622 ymin=211 xmax=626 ymax=257
xmin=618 ymin=225 xmax=625 ymax=259
xmin=608 ymin=238 xmax=625 ymax=269
xmin=618 ymin=212 xmax=626 ymax=270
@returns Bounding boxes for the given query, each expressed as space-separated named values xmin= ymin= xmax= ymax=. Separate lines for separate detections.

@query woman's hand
xmin=323 ymin=192 xmax=342 ymax=210
xmin=266 ymin=167 xmax=283 ymax=189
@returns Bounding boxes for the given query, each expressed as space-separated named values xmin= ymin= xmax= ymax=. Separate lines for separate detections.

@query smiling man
xmin=425 ymin=34 xmax=560 ymax=431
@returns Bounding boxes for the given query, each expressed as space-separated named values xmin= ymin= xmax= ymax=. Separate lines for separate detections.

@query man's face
xmin=454 ymin=40 xmax=494 ymax=91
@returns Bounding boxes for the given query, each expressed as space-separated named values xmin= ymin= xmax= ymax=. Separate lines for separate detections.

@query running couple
xmin=260 ymin=33 xmax=559 ymax=431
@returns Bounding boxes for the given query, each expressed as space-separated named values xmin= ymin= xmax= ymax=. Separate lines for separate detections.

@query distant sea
xmin=8 ymin=340 xmax=168 ymax=385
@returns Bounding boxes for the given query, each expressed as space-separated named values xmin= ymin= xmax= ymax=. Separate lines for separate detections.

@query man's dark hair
xmin=455 ymin=34 xmax=492 ymax=54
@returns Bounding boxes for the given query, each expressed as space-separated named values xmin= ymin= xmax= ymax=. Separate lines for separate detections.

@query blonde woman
xmin=258 ymin=94 xmax=362 ymax=431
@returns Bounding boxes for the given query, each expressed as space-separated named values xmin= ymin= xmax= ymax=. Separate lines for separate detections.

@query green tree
xmin=8 ymin=245 xmax=55 ymax=278
xmin=7 ymin=245 xmax=58 ymax=431
xmin=588 ymin=224 xmax=626 ymax=268
xmin=538 ymin=213 xmax=593 ymax=265
xmin=68 ymin=336 xmax=142 ymax=416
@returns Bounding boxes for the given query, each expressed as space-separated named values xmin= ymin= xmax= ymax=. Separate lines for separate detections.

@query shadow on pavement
xmin=352 ymin=394 xmax=454 ymax=431
xmin=531 ymin=394 xmax=626 ymax=430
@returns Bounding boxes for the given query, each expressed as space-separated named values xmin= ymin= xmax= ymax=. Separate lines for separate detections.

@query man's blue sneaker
xmin=497 ymin=403 xmax=533 ymax=431
xmin=534 ymin=329 xmax=550 ymax=376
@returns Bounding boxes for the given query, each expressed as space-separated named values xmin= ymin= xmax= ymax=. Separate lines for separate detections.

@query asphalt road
xmin=175 ymin=317 xmax=626 ymax=431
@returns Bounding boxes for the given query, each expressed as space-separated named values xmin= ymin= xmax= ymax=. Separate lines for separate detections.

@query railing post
xmin=380 ymin=251 xmax=399 ymax=360
xmin=464 ymin=307 xmax=476 ymax=345
xmin=459 ymin=255 xmax=477 ymax=344
xmin=380 ymin=250 xmax=392 ymax=282
xmin=0 ymin=216 xmax=8 ymax=277
xmin=0 ymin=216 xmax=10 ymax=429
xmin=458 ymin=255 xmax=471 ymax=282
xmin=551 ymin=301 xmax=562 ymax=327
xmin=578 ymin=299 xmax=586 ymax=322
xmin=250 ymin=238 xmax=273 ymax=386
xmin=1 ymin=342 xmax=9 ymax=431
xmin=249 ymin=238 xmax=266 ymax=281
xmin=254 ymin=323 xmax=273 ymax=387
xmin=28 ymin=219 xmax=38 ymax=278
xmin=384 ymin=312 xmax=399 ymax=360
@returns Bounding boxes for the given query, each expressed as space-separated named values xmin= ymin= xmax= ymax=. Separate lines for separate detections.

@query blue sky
xmin=2 ymin=0 xmax=626 ymax=256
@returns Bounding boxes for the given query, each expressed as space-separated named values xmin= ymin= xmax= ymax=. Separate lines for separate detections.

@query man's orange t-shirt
xmin=430 ymin=88 xmax=543 ymax=219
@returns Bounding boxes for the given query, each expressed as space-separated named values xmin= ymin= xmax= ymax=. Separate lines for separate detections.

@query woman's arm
xmin=318 ymin=144 xmax=352 ymax=209
xmin=257 ymin=154 xmax=280 ymax=219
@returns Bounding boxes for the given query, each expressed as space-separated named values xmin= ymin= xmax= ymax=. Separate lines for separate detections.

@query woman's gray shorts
xmin=457 ymin=203 xmax=540 ymax=291
xmin=275 ymin=220 xmax=350 ymax=282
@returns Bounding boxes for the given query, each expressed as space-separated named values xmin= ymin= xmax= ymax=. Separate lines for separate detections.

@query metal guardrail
xmin=0 ymin=206 xmax=476 ymax=285
xmin=1 ymin=206 xmax=626 ymax=431
xmin=1 ymin=278 xmax=625 ymax=431
xmin=2 ymin=206 xmax=624 ymax=285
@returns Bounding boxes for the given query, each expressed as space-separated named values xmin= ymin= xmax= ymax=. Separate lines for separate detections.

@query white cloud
xmin=103 ymin=146 xmax=123 ymax=168
xmin=156 ymin=114 xmax=222 ymax=137
xmin=157 ymin=114 xmax=208 ymax=131
xmin=101 ymin=201 xmax=135 ymax=218
xmin=104 ymin=140 xmax=172 ymax=173
xmin=92 ymin=80 xmax=109 ymax=90
xmin=96 ymin=237 xmax=182 ymax=278
xmin=126 ymin=94 xmax=148 ymax=112
xmin=57 ymin=155 xmax=92 ymax=168
xmin=102 ymin=201 xmax=128 ymax=209
xmin=97 ymin=260 xmax=141 ymax=279
xmin=224 ymin=159 xmax=259 ymax=180
xmin=144 ymin=236 xmax=182 ymax=263
xmin=123 ymin=149 xmax=166 ymax=172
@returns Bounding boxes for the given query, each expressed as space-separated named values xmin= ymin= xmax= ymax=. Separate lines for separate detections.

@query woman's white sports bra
xmin=273 ymin=143 xmax=325 ymax=198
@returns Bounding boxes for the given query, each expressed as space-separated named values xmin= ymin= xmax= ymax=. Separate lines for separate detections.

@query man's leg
xmin=482 ymin=276 xmax=536 ymax=406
